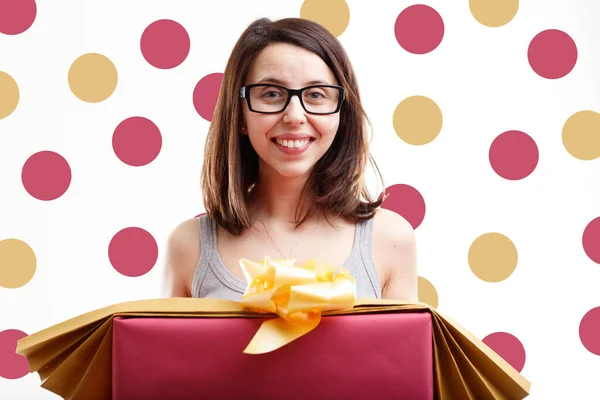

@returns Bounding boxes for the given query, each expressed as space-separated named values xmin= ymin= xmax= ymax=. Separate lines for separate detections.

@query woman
xmin=163 ymin=17 xmax=417 ymax=302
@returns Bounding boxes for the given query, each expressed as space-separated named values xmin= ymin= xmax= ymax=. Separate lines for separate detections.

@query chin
xmin=257 ymin=154 xmax=319 ymax=181
xmin=274 ymin=165 xmax=313 ymax=179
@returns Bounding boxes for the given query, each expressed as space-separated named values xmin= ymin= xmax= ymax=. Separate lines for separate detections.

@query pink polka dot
xmin=22 ymin=151 xmax=71 ymax=201
xmin=113 ymin=117 xmax=162 ymax=166
xmin=580 ymin=306 xmax=600 ymax=355
xmin=394 ymin=5 xmax=444 ymax=55
xmin=193 ymin=73 xmax=223 ymax=122
xmin=0 ymin=329 xmax=29 ymax=379
xmin=108 ymin=227 xmax=158 ymax=277
xmin=0 ymin=0 xmax=36 ymax=35
xmin=482 ymin=332 xmax=526 ymax=372
xmin=528 ymin=29 xmax=577 ymax=79
xmin=140 ymin=19 xmax=190 ymax=69
xmin=582 ymin=217 xmax=600 ymax=264
xmin=489 ymin=130 xmax=539 ymax=180
xmin=381 ymin=184 xmax=426 ymax=229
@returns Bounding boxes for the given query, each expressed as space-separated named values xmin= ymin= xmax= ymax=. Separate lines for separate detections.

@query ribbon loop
xmin=239 ymin=256 xmax=356 ymax=354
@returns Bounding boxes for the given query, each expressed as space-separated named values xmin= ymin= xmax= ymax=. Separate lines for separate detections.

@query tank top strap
xmin=191 ymin=214 xmax=217 ymax=296
xmin=198 ymin=214 xmax=216 ymax=257
xmin=354 ymin=217 xmax=382 ymax=298
xmin=357 ymin=217 xmax=374 ymax=258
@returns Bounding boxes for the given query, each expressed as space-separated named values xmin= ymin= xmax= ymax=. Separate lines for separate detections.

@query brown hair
xmin=202 ymin=17 xmax=385 ymax=235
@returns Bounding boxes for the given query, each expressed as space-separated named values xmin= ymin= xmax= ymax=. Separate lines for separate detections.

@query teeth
xmin=276 ymin=138 xmax=310 ymax=149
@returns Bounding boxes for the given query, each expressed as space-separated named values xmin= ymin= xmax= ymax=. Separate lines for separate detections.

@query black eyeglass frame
xmin=240 ymin=83 xmax=345 ymax=115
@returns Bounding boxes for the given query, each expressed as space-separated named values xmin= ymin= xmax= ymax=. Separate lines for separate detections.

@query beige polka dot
xmin=300 ymin=0 xmax=350 ymax=38
xmin=0 ymin=72 xmax=19 ymax=119
xmin=469 ymin=233 xmax=518 ymax=282
xmin=393 ymin=96 xmax=442 ymax=145
xmin=562 ymin=110 xmax=600 ymax=160
xmin=68 ymin=53 xmax=118 ymax=103
xmin=469 ymin=0 xmax=519 ymax=27
xmin=0 ymin=239 xmax=36 ymax=289
xmin=418 ymin=276 xmax=438 ymax=308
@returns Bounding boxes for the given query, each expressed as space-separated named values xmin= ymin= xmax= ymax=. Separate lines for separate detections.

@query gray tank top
xmin=191 ymin=214 xmax=382 ymax=301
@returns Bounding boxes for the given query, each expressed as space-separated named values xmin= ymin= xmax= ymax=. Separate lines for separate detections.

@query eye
xmin=261 ymin=89 xmax=284 ymax=98
xmin=303 ymin=88 xmax=329 ymax=102
xmin=306 ymin=91 xmax=325 ymax=99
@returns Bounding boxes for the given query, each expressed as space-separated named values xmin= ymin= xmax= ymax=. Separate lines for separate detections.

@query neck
xmin=250 ymin=168 xmax=314 ymax=231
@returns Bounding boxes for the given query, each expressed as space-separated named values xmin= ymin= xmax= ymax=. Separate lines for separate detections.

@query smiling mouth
xmin=272 ymin=137 xmax=315 ymax=149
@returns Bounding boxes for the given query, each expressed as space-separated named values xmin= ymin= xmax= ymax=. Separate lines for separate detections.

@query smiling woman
xmin=162 ymin=17 xmax=418 ymax=303
xmin=240 ymin=42 xmax=344 ymax=182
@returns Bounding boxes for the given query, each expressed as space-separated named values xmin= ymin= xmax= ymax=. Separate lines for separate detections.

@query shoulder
xmin=372 ymin=208 xmax=415 ymax=248
xmin=162 ymin=217 xmax=202 ymax=297
xmin=167 ymin=217 xmax=202 ymax=255
xmin=371 ymin=208 xmax=418 ymax=301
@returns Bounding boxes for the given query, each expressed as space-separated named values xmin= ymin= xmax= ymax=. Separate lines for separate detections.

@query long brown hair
xmin=202 ymin=17 xmax=385 ymax=235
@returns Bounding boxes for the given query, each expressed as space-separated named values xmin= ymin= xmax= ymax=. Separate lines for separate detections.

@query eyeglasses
xmin=240 ymin=83 xmax=345 ymax=115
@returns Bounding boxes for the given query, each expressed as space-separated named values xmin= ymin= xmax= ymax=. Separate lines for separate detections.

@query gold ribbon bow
xmin=239 ymin=256 xmax=356 ymax=354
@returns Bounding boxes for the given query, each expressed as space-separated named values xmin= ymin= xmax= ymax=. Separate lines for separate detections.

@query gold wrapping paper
xmin=15 ymin=297 xmax=531 ymax=400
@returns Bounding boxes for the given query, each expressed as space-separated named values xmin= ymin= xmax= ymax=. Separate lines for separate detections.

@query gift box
xmin=16 ymin=298 xmax=531 ymax=400
xmin=112 ymin=312 xmax=434 ymax=400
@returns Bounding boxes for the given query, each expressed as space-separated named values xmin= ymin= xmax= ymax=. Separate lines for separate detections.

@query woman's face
xmin=241 ymin=43 xmax=341 ymax=181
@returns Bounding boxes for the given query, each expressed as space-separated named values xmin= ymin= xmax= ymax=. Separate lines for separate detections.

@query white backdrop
xmin=1 ymin=0 xmax=599 ymax=398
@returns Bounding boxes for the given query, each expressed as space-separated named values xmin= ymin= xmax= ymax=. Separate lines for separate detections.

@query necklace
xmin=257 ymin=213 xmax=312 ymax=260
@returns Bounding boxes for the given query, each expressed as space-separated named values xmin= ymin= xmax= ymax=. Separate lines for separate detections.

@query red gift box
xmin=112 ymin=312 xmax=434 ymax=400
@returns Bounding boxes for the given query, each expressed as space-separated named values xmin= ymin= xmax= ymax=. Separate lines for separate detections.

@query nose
xmin=282 ymin=95 xmax=307 ymax=125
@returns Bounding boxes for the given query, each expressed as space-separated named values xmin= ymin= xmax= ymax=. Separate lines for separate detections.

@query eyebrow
xmin=255 ymin=77 xmax=333 ymax=86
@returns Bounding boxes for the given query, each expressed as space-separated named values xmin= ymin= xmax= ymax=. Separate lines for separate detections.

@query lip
xmin=272 ymin=133 xmax=315 ymax=140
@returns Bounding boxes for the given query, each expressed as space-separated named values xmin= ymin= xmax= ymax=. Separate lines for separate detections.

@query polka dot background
xmin=193 ymin=72 xmax=224 ymax=121
xmin=393 ymin=96 xmax=443 ymax=145
xmin=563 ymin=111 xmax=600 ymax=160
xmin=108 ymin=227 xmax=159 ymax=277
xmin=381 ymin=183 xmax=426 ymax=229
xmin=21 ymin=151 xmax=72 ymax=201
xmin=0 ymin=239 xmax=36 ymax=289
xmin=468 ymin=233 xmax=518 ymax=282
xmin=0 ymin=329 xmax=29 ymax=379
xmin=300 ymin=0 xmax=350 ymax=38
xmin=489 ymin=130 xmax=539 ymax=180
xmin=469 ymin=0 xmax=519 ymax=28
xmin=528 ymin=29 xmax=578 ymax=79
xmin=1 ymin=1 xmax=599 ymax=398
xmin=0 ymin=0 xmax=37 ymax=35
xmin=394 ymin=4 xmax=444 ymax=54
xmin=482 ymin=332 xmax=527 ymax=373
xmin=112 ymin=117 xmax=162 ymax=166
xmin=141 ymin=19 xmax=191 ymax=69
xmin=68 ymin=53 xmax=118 ymax=103
xmin=0 ymin=72 xmax=19 ymax=120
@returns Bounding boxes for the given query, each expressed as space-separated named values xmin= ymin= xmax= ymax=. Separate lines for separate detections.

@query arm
xmin=161 ymin=218 xmax=201 ymax=298
xmin=374 ymin=209 xmax=418 ymax=301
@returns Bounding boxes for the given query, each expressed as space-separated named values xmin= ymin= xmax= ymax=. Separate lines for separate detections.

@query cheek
xmin=309 ymin=116 xmax=340 ymax=139
xmin=245 ymin=115 xmax=279 ymax=140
